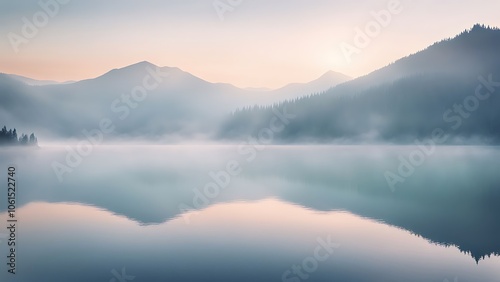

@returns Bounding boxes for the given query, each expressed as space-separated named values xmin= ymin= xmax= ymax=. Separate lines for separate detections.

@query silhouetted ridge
xmin=219 ymin=24 xmax=500 ymax=144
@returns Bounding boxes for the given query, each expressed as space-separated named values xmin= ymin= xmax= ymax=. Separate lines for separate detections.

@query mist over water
xmin=1 ymin=145 xmax=499 ymax=281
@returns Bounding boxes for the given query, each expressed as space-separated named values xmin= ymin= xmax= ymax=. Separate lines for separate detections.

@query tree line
xmin=0 ymin=126 xmax=38 ymax=146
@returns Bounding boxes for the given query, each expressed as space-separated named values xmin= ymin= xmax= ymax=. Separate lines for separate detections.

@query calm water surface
xmin=0 ymin=145 xmax=499 ymax=282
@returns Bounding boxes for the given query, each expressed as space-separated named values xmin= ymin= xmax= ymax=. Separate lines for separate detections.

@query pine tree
xmin=29 ymin=133 xmax=38 ymax=145
xmin=19 ymin=134 xmax=28 ymax=145
xmin=12 ymin=129 xmax=17 ymax=143
xmin=0 ymin=126 xmax=7 ymax=144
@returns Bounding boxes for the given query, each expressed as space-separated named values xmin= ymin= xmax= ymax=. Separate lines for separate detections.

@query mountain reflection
xmin=1 ymin=199 xmax=499 ymax=282
xmin=0 ymin=145 xmax=499 ymax=267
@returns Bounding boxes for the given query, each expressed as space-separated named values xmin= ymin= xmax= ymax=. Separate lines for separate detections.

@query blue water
xmin=0 ymin=145 xmax=499 ymax=282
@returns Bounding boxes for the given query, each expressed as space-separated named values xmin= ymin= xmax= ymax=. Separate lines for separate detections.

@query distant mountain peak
xmin=95 ymin=61 xmax=165 ymax=82
xmin=114 ymin=61 xmax=158 ymax=71
xmin=318 ymin=70 xmax=351 ymax=81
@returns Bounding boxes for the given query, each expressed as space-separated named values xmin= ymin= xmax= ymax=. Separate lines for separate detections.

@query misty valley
xmin=1 ymin=24 xmax=500 ymax=282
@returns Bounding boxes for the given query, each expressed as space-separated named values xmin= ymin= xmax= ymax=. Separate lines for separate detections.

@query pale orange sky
xmin=0 ymin=0 xmax=499 ymax=88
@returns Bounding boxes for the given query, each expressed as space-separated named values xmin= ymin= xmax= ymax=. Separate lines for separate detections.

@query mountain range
xmin=220 ymin=24 xmax=500 ymax=144
xmin=1 ymin=24 xmax=500 ymax=144
xmin=0 ymin=62 xmax=349 ymax=141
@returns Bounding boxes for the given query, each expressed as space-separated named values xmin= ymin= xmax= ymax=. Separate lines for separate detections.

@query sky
xmin=0 ymin=0 xmax=499 ymax=89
